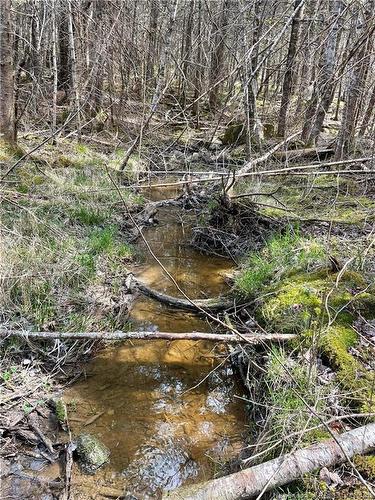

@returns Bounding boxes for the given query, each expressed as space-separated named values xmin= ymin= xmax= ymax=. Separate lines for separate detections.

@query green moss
xmin=220 ymin=123 xmax=246 ymax=145
xmin=235 ymin=231 xmax=325 ymax=298
xmin=353 ymin=455 xmax=375 ymax=479
xmin=76 ymin=433 xmax=110 ymax=474
xmin=322 ymin=325 xmax=375 ymax=411
xmin=261 ymin=279 xmax=323 ymax=333
xmin=335 ymin=486 xmax=374 ymax=500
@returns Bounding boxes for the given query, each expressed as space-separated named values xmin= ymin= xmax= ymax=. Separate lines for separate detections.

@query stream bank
xmin=61 ymin=201 xmax=247 ymax=499
xmin=1 ymin=136 xmax=375 ymax=499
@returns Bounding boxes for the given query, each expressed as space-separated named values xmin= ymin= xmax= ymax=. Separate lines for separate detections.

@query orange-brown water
xmin=60 ymin=187 xmax=247 ymax=498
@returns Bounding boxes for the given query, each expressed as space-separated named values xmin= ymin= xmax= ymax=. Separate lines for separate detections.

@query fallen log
xmin=273 ymin=147 xmax=334 ymax=161
xmin=128 ymin=275 xmax=234 ymax=312
xmin=0 ymin=329 xmax=295 ymax=344
xmin=164 ymin=422 xmax=375 ymax=499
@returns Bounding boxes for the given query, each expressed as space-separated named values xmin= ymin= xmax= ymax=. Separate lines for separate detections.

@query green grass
xmin=72 ymin=206 xmax=108 ymax=226
xmin=235 ymin=230 xmax=326 ymax=297
xmin=1 ymin=140 xmax=140 ymax=332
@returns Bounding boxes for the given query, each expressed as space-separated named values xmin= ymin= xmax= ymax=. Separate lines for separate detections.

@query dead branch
xmin=0 ymin=329 xmax=296 ymax=344
xmin=128 ymin=275 xmax=235 ymax=312
xmin=164 ymin=422 xmax=375 ymax=499
xmin=132 ymin=156 xmax=373 ymax=190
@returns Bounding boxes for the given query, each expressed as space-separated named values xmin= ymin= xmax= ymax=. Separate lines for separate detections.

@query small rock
xmin=75 ymin=433 xmax=110 ymax=474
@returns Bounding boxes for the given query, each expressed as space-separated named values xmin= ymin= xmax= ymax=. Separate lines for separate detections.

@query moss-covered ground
xmin=233 ymin=176 xmax=375 ymax=496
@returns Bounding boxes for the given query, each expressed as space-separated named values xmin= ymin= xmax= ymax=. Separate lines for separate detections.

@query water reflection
xmin=62 ymin=197 xmax=245 ymax=498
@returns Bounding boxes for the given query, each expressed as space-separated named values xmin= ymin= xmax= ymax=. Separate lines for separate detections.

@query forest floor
xmin=1 ymin=131 xmax=375 ymax=499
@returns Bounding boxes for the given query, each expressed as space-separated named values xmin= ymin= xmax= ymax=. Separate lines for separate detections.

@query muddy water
xmin=63 ymin=187 xmax=246 ymax=498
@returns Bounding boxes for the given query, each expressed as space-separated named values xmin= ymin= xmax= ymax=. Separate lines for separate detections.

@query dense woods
xmin=1 ymin=1 xmax=375 ymax=499
xmin=0 ymin=0 xmax=374 ymax=155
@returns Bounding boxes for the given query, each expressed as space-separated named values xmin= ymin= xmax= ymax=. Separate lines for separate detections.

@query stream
xmin=62 ymin=186 xmax=247 ymax=498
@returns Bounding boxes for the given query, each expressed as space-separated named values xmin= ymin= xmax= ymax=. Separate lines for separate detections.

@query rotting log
xmin=128 ymin=275 xmax=235 ymax=312
xmin=0 ymin=329 xmax=296 ymax=344
xmin=164 ymin=422 xmax=375 ymax=499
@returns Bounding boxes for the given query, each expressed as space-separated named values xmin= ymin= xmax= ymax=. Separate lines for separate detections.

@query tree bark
xmin=0 ymin=0 xmax=15 ymax=144
xmin=301 ymin=0 xmax=342 ymax=145
xmin=120 ymin=0 xmax=178 ymax=171
xmin=57 ymin=2 xmax=71 ymax=92
xmin=51 ymin=0 xmax=58 ymax=144
xmin=208 ymin=0 xmax=230 ymax=110
xmin=165 ymin=422 xmax=375 ymax=499
xmin=277 ymin=0 xmax=304 ymax=137
xmin=192 ymin=0 xmax=202 ymax=127
xmin=0 ymin=329 xmax=296 ymax=344
xmin=128 ymin=275 xmax=234 ymax=312
xmin=360 ymin=83 xmax=375 ymax=135
xmin=335 ymin=2 xmax=375 ymax=159
xmin=242 ymin=0 xmax=262 ymax=157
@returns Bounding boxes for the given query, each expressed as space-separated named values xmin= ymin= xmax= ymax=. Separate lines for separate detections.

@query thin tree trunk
xmin=51 ymin=0 xmax=58 ymax=145
xmin=192 ymin=0 xmax=202 ymax=127
xmin=242 ymin=0 xmax=262 ymax=158
xmin=277 ymin=0 xmax=304 ymax=137
xmin=165 ymin=422 xmax=375 ymax=499
xmin=145 ymin=0 xmax=159 ymax=91
xmin=301 ymin=0 xmax=342 ymax=145
xmin=67 ymin=0 xmax=81 ymax=138
xmin=360 ymin=83 xmax=375 ymax=135
xmin=180 ymin=0 xmax=194 ymax=107
xmin=208 ymin=0 xmax=230 ymax=111
xmin=120 ymin=0 xmax=178 ymax=171
xmin=0 ymin=0 xmax=16 ymax=144
xmin=57 ymin=3 xmax=70 ymax=93
xmin=335 ymin=2 xmax=375 ymax=159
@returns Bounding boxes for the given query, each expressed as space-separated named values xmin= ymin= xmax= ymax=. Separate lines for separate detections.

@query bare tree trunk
xmin=57 ymin=2 xmax=70 ymax=94
xmin=145 ymin=0 xmax=159 ymax=91
xmin=277 ymin=0 xmax=304 ymax=137
xmin=192 ymin=0 xmax=202 ymax=127
xmin=208 ymin=0 xmax=230 ymax=111
xmin=360 ymin=83 xmax=375 ymax=135
xmin=335 ymin=2 xmax=375 ymax=159
xmin=180 ymin=0 xmax=194 ymax=107
xmin=120 ymin=0 xmax=178 ymax=171
xmin=67 ymin=0 xmax=81 ymax=138
xmin=242 ymin=0 xmax=262 ymax=158
xmin=0 ymin=0 xmax=15 ymax=144
xmin=51 ymin=0 xmax=58 ymax=145
xmin=301 ymin=0 xmax=342 ymax=145
xmin=165 ymin=422 xmax=375 ymax=499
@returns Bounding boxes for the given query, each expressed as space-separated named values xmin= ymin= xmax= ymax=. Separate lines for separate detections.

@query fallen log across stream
xmin=127 ymin=275 xmax=235 ymax=312
xmin=164 ymin=422 xmax=375 ymax=499
xmin=0 ymin=329 xmax=296 ymax=343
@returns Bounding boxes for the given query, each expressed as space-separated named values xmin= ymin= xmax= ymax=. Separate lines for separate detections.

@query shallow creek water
xmin=62 ymin=187 xmax=247 ymax=498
